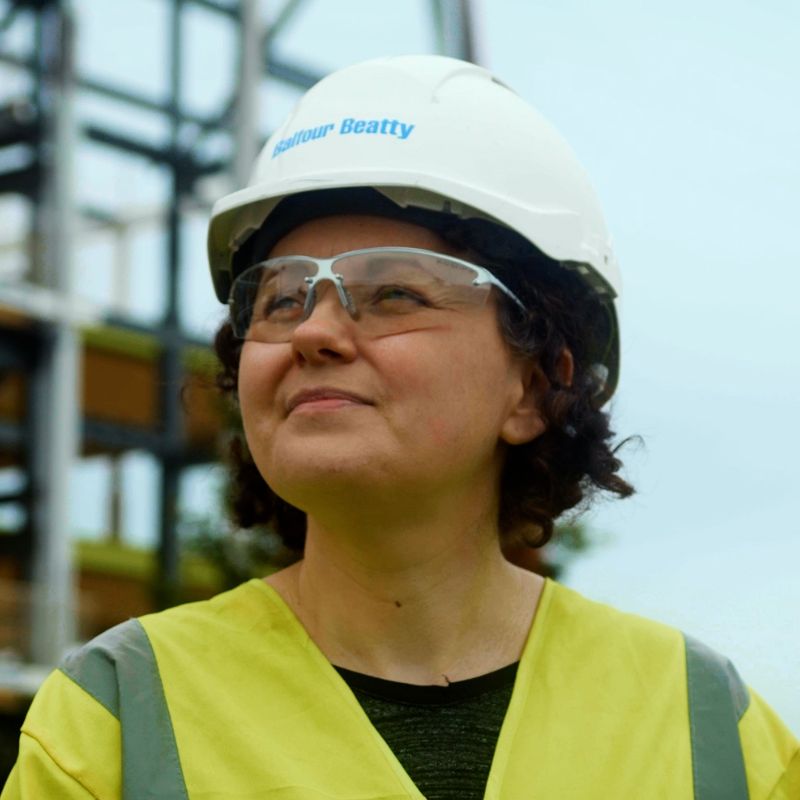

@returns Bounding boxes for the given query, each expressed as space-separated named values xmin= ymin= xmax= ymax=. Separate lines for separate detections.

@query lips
xmin=287 ymin=387 xmax=372 ymax=414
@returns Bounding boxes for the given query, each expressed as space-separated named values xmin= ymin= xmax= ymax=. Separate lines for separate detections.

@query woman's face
xmin=237 ymin=214 xmax=544 ymax=514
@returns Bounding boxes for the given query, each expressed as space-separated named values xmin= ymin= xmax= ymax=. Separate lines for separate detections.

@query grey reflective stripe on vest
xmin=60 ymin=618 xmax=189 ymax=800
xmin=684 ymin=633 xmax=750 ymax=800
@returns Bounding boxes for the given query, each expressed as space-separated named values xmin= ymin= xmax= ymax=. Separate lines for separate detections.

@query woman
xmin=4 ymin=55 xmax=797 ymax=799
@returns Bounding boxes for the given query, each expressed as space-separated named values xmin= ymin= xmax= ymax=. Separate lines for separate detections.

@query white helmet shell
xmin=207 ymin=54 xmax=621 ymax=398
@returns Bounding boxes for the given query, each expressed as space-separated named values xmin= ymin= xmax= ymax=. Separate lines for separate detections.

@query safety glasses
xmin=229 ymin=247 xmax=524 ymax=342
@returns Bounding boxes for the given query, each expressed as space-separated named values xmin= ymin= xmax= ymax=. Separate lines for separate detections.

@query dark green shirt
xmin=335 ymin=662 xmax=518 ymax=800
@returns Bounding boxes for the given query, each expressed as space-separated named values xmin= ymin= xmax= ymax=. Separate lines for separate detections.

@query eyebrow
xmin=255 ymin=260 xmax=313 ymax=287
xmin=351 ymin=254 xmax=443 ymax=282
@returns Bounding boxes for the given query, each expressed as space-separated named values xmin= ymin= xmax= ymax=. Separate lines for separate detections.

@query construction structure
xmin=0 ymin=0 xmax=479 ymax=675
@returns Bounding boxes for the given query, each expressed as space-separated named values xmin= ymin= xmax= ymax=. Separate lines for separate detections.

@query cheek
xmin=426 ymin=415 xmax=454 ymax=447
xmin=237 ymin=348 xmax=259 ymax=415
xmin=382 ymin=337 xmax=506 ymax=445
xmin=237 ymin=343 xmax=284 ymax=429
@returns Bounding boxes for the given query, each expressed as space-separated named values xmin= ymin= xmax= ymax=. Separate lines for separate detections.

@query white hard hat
xmin=207 ymin=54 xmax=621 ymax=399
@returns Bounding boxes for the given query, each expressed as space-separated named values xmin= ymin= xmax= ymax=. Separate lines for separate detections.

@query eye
xmin=371 ymin=284 xmax=431 ymax=308
xmin=258 ymin=291 xmax=306 ymax=320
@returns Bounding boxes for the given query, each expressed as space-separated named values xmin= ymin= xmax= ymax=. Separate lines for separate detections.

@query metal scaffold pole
xmin=431 ymin=0 xmax=479 ymax=62
xmin=234 ymin=0 xmax=263 ymax=188
xmin=29 ymin=0 xmax=79 ymax=665
xmin=156 ymin=0 xmax=186 ymax=609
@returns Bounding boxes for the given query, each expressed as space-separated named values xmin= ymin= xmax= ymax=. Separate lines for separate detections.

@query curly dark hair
xmin=213 ymin=203 xmax=634 ymax=553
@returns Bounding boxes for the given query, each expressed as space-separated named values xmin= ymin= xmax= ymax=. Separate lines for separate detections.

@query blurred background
xmin=0 ymin=0 xmax=797 ymax=775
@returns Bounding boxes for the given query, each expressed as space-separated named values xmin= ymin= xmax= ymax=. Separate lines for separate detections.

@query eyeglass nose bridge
xmin=301 ymin=257 xmax=357 ymax=320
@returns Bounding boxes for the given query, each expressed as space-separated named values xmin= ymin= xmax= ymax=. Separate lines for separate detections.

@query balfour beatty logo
xmin=272 ymin=117 xmax=415 ymax=158
xmin=340 ymin=118 xmax=414 ymax=138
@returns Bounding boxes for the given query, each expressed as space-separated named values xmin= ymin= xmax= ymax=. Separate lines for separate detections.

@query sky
xmin=1 ymin=0 xmax=797 ymax=731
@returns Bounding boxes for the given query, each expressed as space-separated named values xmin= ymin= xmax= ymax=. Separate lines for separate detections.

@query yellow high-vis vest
xmin=3 ymin=579 xmax=798 ymax=798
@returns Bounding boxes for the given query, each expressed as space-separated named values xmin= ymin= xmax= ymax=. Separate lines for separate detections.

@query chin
xmin=256 ymin=445 xmax=393 ymax=504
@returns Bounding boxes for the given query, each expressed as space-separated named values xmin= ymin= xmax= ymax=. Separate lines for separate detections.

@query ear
xmin=500 ymin=348 xmax=574 ymax=445
xmin=556 ymin=347 xmax=575 ymax=387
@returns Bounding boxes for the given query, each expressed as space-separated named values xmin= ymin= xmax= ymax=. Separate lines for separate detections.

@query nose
xmin=290 ymin=281 xmax=358 ymax=365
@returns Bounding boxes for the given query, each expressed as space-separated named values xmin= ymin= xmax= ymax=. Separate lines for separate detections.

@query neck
xmin=265 ymin=498 xmax=544 ymax=686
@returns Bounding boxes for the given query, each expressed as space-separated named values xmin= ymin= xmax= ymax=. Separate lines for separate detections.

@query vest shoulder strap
xmin=684 ymin=633 xmax=750 ymax=800
xmin=60 ymin=618 xmax=189 ymax=800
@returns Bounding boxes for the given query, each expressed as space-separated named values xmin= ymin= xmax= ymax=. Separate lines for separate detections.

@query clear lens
xmin=230 ymin=248 xmax=495 ymax=342
xmin=231 ymin=258 xmax=316 ymax=339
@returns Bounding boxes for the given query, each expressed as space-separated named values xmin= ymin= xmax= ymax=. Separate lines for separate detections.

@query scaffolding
xmin=0 ymin=0 xmax=479 ymax=665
